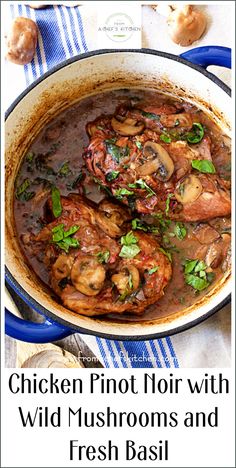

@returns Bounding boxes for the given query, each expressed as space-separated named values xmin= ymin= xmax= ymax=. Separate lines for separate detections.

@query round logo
xmin=105 ymin=12 xmax=135 ymax=43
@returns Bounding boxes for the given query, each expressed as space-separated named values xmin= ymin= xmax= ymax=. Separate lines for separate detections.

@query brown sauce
xmin=14 ymin=89 xmax=231 ymax=321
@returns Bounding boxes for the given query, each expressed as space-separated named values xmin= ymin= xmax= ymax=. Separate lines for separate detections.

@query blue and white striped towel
xmin=5 ymin=2 xmax=231 ymax=368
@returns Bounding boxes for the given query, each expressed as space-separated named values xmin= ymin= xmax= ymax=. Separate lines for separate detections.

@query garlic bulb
xmin=21 ymin=349 xmax=83 ymax=368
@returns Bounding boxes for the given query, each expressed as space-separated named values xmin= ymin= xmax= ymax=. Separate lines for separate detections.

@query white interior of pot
xmin=5 ymin=52 xmax=231 ymax=337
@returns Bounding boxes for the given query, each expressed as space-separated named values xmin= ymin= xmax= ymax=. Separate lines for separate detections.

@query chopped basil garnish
xmin=106 ymin=142 xmax=129 ymax=162
xmin=128 ymin=178 xmax=155 ymax=198
xmin=96 ymin=250 xmax=110 ymax=263
xmin=119 ymin=244 xmax=141 ymax=259
xmin=185 ymin=274 xmax=209 ymax=291
xmin=184 ymin=259 xmax=199 ymax=274
xmin=26 ymin=151 xmax=34 ymax=163
xmin=140 ymin=110 xmax=160 ymax=120
xmin=51 ymin=186 xmax=62 ymax=218
xmin=67 ymin=171 xmax=84 ymax=190
xmin=51 ymin=224 xmax=80 ymax=252
xmin=148 ymin=266 xmax=159 ymax=275
xmin=114 ymin=188 xmax=134 ymax=199
xmin=93 ymin=177 xmax=113 ymax=196
xmin=160 ymin=134 xmax=171 ymax=143
xmin=128 ymin=274 xmax=133 ymax=289
xmin=191 ymin=160 xmax=216 ymax=174
xmin=185 ymin=123 xmax=204 ymax=144
xmin=58 ymin=161 xmax=71 ymax=177
xmin=159 ymin=247 xmax=172 ymax=262
xmin=183 ymin=258 xmax=212 ymax=291
xmin=165 ymin=193 xmax=174 ymax=215
xmin=121 ymin=231 xmax=138 ymax=246
xmin=16 ymin=178 xmax=35 ymax=201
xmin=174 ymin=222 xmax=187 ymax=240
xmin=119 ymin=231 xmax=141 ymax=258
xmin=105 ymin=138 xmax=117 ymax=145
xmin=131 ymin=218 xmax=159 ymax=234
xmin=152 ymin=213 xmax=171 ymax=232
xmin=106 ymin=171 xmax=120 ymax=182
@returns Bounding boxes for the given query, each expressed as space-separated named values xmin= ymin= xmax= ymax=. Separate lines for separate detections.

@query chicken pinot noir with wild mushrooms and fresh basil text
xmin=14 ymin=90 xmax=231 ymax=319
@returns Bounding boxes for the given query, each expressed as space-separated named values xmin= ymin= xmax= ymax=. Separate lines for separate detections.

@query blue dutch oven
xmin=5 ymin=46 xmax=231 ymax=343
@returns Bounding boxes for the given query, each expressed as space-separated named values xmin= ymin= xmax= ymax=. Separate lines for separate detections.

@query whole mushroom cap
xmin=6 ymin=16 xmax=38 ymax=65
xmin=167 ymin=5 xmax=207 ymax=46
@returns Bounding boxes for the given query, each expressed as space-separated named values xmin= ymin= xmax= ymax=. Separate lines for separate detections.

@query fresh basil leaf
xmin=174 ymin=222 xmax=187 ymax=240
xmin=184 ymin=259 xmax=198 ymax=274
xmin=96 ymin=250 xmax=110 ymax=263
xmin=194 ymin=260 xmax=207 ymax=273
xmin=159 ymin=247 xmax=172 ymax=262
xmin=165 ymin=193 xmax=174 ymax=215
xmin=141 ymin=110 xmax=160 ymax=120
xmin=105 ymin=138 xmax=117 ymax=145
xmin=132 ymin=218 xmax=148 ymax=232
xmin=26 ymin=151 xmax=34 ymax=163
xmin=148 ymin=266 xmax=159 ymax=275
xmin=191 ymin=160 xmax=216 ymax=174
xmin=93 ymin=177 xmax=113 ymax=196
xmin=199 ymin=270 xmax=207 ymax=278
xmin=51 ymin=224 xmax=80 ymax=251
xmin=119 ymin=244 xmax=141 ymax=259
xmin=185 ymin=274 xmax=209 ymax=291
xmin=16 ymin=179 xmax=30 ymax=197
xmin=16 ymin=179 xmax=35 ymax=201
xmin=57 ymin=237 xmax=80 ymax=253
xmin=128 ymin=274 xmax=133 ymax=289
xmin=106 ymin=171 xmax=120 ymax=182
xmin=160 ymin=134 xmax=171 ymax=143
xmin=51 ymin=186 xmax=62 ymax=218
xmin=152 ymin=213 xmax=171 ymax=232
xmin=120 ymin=231 xmax=137 ymax=246
xmin=185 ymin=123 xmax=204 ymax=144
xmin=106 ymin=142 xmax=129 ymax=162
xmin=115 ymin=188 xmax=134 ymax=198
xmin=131 ymin=218 xmax=159 ymax=234
xmin=58 ymin=161 xmax=71 ymax=177
xmin=64 ymin=225 xmax=80 ymax=238
xmin=52 ymin=224 xmax=64 ymax=242
xmin=128 ymin=178 xmax=155 ymax=198
xmin=67 ymin=171 xmax=84 ymax=190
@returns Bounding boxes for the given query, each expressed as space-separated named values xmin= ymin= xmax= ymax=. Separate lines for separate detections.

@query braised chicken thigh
xmin=83 ymin=100 xmax=231 ymax=221
xmin=26 ymin=195 xmax=171 ymax=316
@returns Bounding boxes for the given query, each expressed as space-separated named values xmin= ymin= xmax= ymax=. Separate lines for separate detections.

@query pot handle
xmin=5 ymin=308 xmax=73 ymax=343
xmin=180 ymin=46 xmax=231 ymax=69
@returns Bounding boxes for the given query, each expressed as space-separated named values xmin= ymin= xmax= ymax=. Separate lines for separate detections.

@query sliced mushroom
xmin=205 ymin=243 xmax=223 ymax=269
xmin=96 ymin=199 xmax=130 ymax=237
xmin=193 ymin=223 xmax=220 ymax=244
xmin=138 ymin=141 xmax=174 ymax=180
xmin=205 ymin=233 xmax=231 ymax=269
xmin=174 ymin=174 xmax=202 ymax=204
xmin=111 ymin=116 xmax=144 ymax=136
xmin=112 ymin=265 xmax=140 ymax=295
xmin=52 ymin=254 xmax=74 ymax=280
xmin=71 ymin=255 xmax=106 ymax=296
